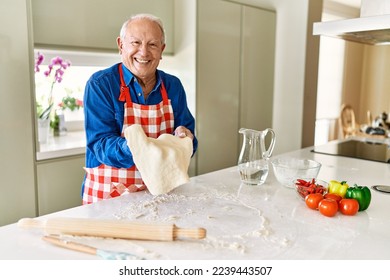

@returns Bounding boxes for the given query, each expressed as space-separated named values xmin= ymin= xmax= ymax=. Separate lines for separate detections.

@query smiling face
xmin=117 ymin=18 xmax=165 ymax=83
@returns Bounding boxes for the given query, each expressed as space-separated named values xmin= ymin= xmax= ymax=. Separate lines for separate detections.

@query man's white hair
xmin=119 ymin=13 xmax=166 ymax=44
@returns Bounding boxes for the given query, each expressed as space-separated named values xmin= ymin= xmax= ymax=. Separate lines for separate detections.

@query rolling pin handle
xmin=17 ymin=218 xmax=46 ymax=229
xmin=173 ymin=226 xmax=207 ymax=240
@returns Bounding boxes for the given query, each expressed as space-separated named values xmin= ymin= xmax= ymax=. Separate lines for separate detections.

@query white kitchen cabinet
xmin=196 ymin=0 xmax=276 ymax=174
xmin=36 ymin=155 xmax=85 ymax=215
xmin=31 ymin=0 xmax=174 ymax=54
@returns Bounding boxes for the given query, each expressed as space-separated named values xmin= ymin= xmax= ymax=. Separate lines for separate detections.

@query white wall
xmin=315 ymin=12 xmax=345 ymax=145
xmin=273 ymin=0 xmax=310 ymax=153
xmin=159 ymin=0 xmax=196 ymax=117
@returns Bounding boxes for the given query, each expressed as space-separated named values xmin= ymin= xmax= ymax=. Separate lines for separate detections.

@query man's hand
xmin=174 ymin=126 xmax=194 ymax=140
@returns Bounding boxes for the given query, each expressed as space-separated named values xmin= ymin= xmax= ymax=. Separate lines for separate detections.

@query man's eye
xmin=149 ymin=42 xmax=160 ymax=48
xmin=131 ymin=41 xmax=141 ymax=46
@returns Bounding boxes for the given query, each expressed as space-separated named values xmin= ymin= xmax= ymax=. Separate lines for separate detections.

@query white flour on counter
xmin=111 ymin=182 xmax=292 ymax=258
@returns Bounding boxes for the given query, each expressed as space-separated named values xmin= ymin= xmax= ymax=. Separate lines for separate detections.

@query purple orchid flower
xmin=44 ymin=56 xmax=71 ymax=83
xmin=34 ymin=52 xmax=44 ymax=73
xmin=34 ymin=52 xmax=71 ymax=119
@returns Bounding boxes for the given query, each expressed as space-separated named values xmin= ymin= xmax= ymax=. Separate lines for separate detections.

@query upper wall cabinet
xmin=31 ymin=0 xmax=174 ymax=54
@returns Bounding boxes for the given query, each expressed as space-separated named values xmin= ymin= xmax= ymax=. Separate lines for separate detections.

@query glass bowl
xmin=271 ymin=157 xmax=322 ymax=188
xmin=294 ymin=178 xmax=328 ymax=200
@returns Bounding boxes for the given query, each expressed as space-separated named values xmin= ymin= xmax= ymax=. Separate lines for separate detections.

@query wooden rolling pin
xmin=18 ymin=217 xmax=206 ymax=241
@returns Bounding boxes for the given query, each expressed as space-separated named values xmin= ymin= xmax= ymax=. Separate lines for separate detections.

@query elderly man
xmin=82 ymin=14 xmax=197 ymax=204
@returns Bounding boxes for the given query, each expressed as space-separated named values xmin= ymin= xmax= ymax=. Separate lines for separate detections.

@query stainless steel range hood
xmin=313 ymin=0 xmax=390 ymax=45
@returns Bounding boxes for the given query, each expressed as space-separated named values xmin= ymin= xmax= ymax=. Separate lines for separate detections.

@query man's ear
xmin=160 ymin=44 xmax=166 ymax=59
xmin=117 ymin=37 xmax=123 ymax=54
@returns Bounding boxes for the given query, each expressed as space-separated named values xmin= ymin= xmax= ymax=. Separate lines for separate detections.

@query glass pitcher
xmin=238 ymin=128 xmax=276 ymax=185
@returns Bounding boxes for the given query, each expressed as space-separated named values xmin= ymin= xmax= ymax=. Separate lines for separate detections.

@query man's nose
xmin=138 ymin=43 xmax=149 ymax=54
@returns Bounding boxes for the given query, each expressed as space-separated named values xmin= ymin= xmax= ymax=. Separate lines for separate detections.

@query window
xmin=34 ymin=49 xmax=119 ymax=124
xmin=34 ymin=49 xmax=119 ymax=158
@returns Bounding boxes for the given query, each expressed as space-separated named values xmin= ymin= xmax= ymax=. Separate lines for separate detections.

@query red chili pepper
xmin=297 ymin=179 xmax=308 ymax=186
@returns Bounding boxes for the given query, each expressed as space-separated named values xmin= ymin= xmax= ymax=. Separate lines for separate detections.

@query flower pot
xmin=64 ymin=108 xmax=84 ymax=122
xmin=51 ymin=109 xmax=67 ymax=136
xmin=38 ymin=118 xmax=50 ymax=144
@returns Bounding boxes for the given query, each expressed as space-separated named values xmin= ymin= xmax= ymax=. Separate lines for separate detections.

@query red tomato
xmin=305 ymin=193 xmax=324 ymax=210
xmin=339 ymin=199 xmax=359 ymax=216
xmin=318 ymin=198 xmax=338 ymax=217
xmin=324 ymin=193 xmax=342 ymax=203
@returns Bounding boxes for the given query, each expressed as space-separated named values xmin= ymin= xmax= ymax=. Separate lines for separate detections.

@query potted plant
xmin=34 ymin=52 xmax=71 ymax=140
xmin=59 ymin=90 xmax=84 ymax=123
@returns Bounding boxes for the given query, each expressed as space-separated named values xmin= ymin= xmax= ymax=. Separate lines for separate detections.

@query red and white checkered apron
xmin=82 ymin=64 xmax=174 ymax=204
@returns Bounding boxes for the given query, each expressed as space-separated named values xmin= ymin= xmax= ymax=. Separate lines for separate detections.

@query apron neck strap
xmin=118 ymin=63 xmax=130 ymax=102
xmin=118 ymin=63 xmax=168 ymax=103
xmin=160 ymin=80 xmax=169 ymax=103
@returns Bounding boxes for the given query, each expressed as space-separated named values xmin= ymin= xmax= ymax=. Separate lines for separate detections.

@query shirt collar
xmin=121 ymin=64 xmax=161 ymax=90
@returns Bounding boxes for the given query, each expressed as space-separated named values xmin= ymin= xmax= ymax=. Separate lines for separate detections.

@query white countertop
xmin=2 ymin=140 xmax=390 ymax=260
xmin=37 ymin=131 xmax=86 ymax=160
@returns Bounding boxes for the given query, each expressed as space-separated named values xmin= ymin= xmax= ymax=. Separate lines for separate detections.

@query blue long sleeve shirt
xmin=83 ymin=63 xmax=198 ymax=169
